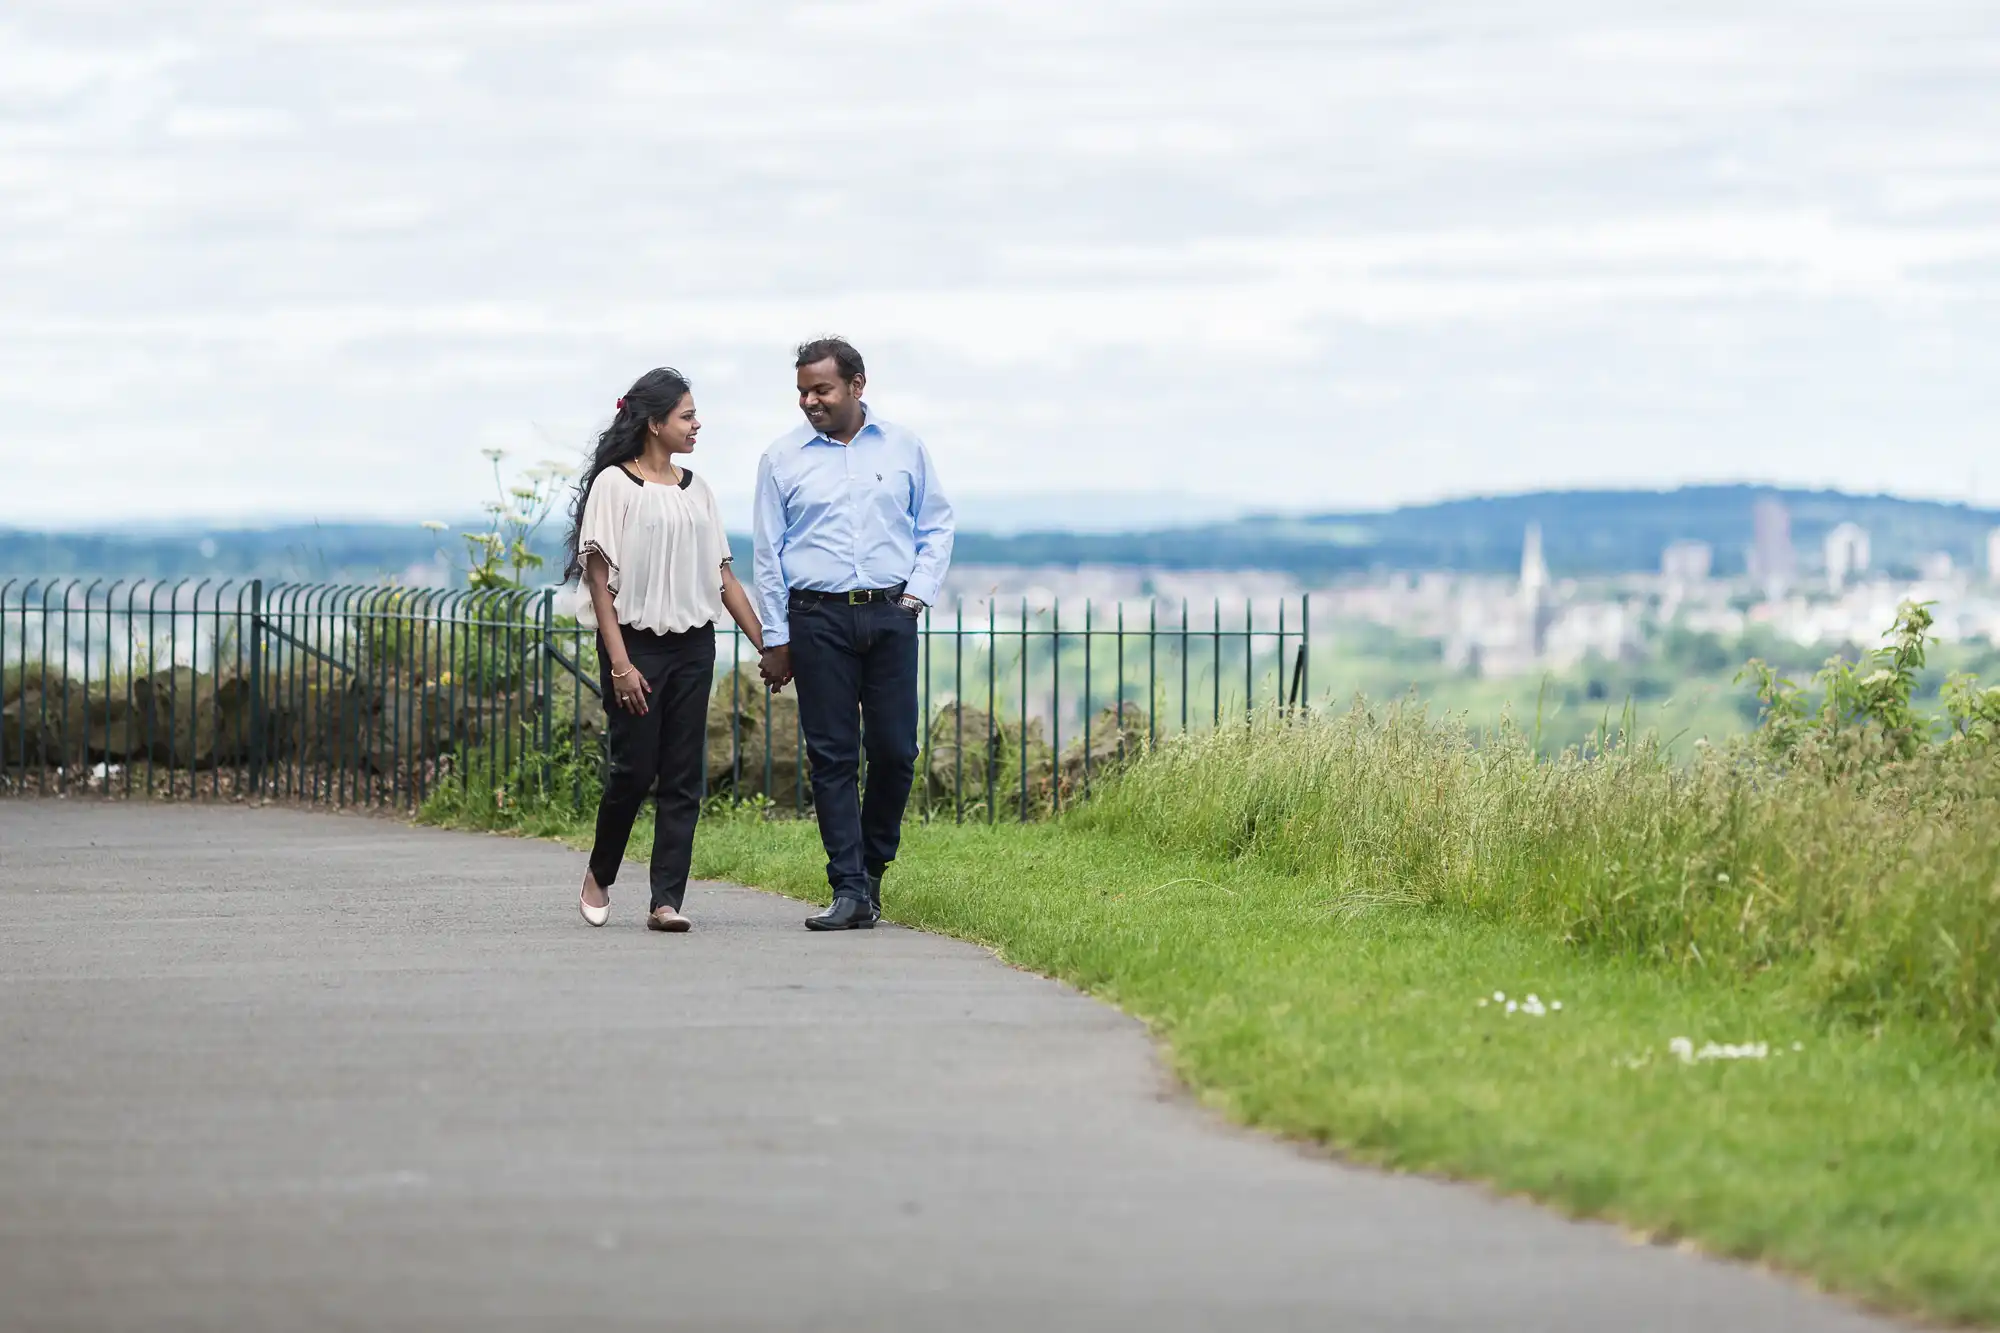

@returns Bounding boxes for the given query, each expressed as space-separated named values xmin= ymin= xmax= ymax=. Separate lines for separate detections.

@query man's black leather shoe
xmin=866 ymin=870 xmax=883 ymax=923
xmin=805 ymin=895 xmax=876 ymax=931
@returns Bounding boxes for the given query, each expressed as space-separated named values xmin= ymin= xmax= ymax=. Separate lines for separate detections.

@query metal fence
xmin=1 ymin=577 xmax=1310 ymax=821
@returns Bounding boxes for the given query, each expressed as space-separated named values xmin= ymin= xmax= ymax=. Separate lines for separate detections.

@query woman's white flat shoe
xmin=579 ymin=887 xmax=610 ymax=927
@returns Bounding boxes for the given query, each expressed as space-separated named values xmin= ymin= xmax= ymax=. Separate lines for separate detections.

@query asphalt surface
xmin=0 ymin=802 xmax=1901 ymax=1332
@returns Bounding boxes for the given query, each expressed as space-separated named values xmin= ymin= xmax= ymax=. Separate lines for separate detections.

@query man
xmin=752 ymin=338 xmax=955 ymax=930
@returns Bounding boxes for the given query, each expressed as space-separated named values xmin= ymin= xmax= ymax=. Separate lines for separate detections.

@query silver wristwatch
xmin=896 ymin=594 xmax=926 ymax=613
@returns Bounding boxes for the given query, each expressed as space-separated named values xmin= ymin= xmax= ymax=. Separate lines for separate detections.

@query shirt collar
xmin=804 ymin=402 xmax=876 ymax=448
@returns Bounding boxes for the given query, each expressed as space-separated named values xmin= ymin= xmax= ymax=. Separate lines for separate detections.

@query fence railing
xmin=1 ymin=578 xmax=1310 ymax=821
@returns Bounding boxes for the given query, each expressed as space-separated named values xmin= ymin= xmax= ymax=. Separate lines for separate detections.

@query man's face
xmin=796 ymin=358 xmax=865 ymax=436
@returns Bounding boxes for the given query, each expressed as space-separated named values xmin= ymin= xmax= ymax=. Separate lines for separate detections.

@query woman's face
xmin=650 ymin=395 xmax=700 ymax=454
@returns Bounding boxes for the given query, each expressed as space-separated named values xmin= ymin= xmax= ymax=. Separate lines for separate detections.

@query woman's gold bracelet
xmin=610 ymin=664 xmax=637 ymax=679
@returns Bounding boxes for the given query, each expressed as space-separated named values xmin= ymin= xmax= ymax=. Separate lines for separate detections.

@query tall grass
xmin=1077 ymin=702 xmax=2000 ymax=1045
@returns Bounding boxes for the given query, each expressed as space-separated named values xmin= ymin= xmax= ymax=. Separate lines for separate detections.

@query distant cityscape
xmin=8 ymin=486 xmax=2000 ymax=683
xmin=943 ymin=498 xmax=2000 ymax=679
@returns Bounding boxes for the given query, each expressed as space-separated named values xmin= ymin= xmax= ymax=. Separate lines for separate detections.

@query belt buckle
xmin=847 ymin=589 xmax=868 ymax=605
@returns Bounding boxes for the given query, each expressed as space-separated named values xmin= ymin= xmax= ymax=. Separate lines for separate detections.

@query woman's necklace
xmin=625 ymin=458 xmax=682 ymax=487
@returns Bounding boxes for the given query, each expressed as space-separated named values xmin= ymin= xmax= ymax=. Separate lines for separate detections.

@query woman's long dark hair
xmin=562 ymin=367 xmax=691 ymax=581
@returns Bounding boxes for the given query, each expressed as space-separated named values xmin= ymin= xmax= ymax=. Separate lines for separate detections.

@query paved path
xmin=0 ymin=803 xmax=1897 ymax=1332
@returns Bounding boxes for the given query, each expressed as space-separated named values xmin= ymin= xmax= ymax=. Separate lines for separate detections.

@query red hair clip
xmin=615 ymin=397 xmax=626 ymax=411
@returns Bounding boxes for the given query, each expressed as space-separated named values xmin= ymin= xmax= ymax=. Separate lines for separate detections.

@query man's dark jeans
xmin=788 ymin=595 xmax=920 ymax=903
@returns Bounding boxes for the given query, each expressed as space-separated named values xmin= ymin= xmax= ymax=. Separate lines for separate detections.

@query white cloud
xmin=162 ymin=106 xmax=298 ymax=140
xmin=3 ymin=0 xmax=2000 ymax=526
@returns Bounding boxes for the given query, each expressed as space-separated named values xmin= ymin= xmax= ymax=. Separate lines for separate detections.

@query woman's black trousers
xmin=589 ymin=622 xmax=715 ymax=912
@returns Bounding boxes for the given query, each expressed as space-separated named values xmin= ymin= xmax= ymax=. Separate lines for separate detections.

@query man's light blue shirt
xmin=752 ymin=407 xmax=955 ymax=648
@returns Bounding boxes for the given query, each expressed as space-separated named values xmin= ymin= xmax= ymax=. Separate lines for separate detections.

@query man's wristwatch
xmin=896 ymin=594 xmax=926 ymax=613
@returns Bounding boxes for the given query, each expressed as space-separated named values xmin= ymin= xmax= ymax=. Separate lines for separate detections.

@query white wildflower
xmin=1791 ymin=1041 xmax=1804 ymax=1052
xmin=1480 ymin=989 xmax=1559 ymax=1017
xmin=1551 ymin=1001 xmax=1563 ymax=1012
xmin=1668 ymin=1036 xmax=1770 ymax=1064
xmin=420 ymin=520 xmax=449 ymax=532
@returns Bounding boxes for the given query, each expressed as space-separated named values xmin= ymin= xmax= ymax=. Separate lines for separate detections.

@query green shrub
xmin=1741 ymin=600 xmax=2000 ymax=769
xmin=416 ymin=737 xmax=606 ymax=837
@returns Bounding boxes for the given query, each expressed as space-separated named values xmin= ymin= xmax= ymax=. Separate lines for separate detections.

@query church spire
xmin=1520 ymin=522 xmax=1548 ymax=600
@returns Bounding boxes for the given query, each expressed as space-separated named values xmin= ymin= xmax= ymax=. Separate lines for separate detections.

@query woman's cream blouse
xmin=573 ymin=465 xmax=731 ymax=635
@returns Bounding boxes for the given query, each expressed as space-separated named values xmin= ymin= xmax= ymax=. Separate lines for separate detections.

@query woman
xmin=564 ymin=367 xmax=764 ymax=932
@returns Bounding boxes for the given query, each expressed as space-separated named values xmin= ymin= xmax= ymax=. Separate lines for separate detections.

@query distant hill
xmin=0 ymin=522 xmax=463 ymax=585
xmin=4 ymin=486 xmax=1995 ymax=583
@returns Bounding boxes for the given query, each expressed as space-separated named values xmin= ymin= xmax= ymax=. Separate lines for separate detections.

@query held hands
xmin=610 ymin=663 xmax=651 ymax=714
xmin=759 ymin=645 xmax=793 ymax=693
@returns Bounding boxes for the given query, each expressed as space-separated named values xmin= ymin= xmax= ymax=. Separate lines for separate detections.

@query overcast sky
xmin=4 ymin=1 xmax=1998 ymax=529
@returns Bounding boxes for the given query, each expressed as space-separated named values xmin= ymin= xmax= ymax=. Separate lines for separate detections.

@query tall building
xmin=1520 ymin=522 xmax=1549 ymax=601
xmin=1460 ymin=523 xmax=1559 ymax=677
xmin=1519 ymin=522 xmax=1552 ymax=659
xmin=1660 ymin=539 xmax=1712 ymax=584
xmin=1823 ymin=522 xmax=1870 ymax=589
xmin=1747 ymin=498 xmax=1795 ymax=598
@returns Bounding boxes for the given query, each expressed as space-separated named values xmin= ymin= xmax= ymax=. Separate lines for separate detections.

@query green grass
xmin=418 ymin=700 xmax=2000 ymax=1325
xmin=691 ymin=816 xmax=2000 ymax=1326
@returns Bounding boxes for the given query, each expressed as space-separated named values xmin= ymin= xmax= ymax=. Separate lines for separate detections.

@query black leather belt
xmin=789 ymin=583 xmax=907 ymax=606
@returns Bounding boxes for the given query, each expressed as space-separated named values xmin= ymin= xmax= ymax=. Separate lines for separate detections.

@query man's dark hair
xmin=794 ymin=337 xmax=865 ymax=382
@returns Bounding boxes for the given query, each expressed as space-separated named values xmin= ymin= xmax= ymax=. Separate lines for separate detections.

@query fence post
xmin=248 ymin=579 xmax=265 ymax=798
xmin=537 ymin=589 xmax=554 ymax=805
xmin=538 ymin=588 xmax=553 ymax=757
xmin=1301 ymin=593 xmax=1311 ymax=710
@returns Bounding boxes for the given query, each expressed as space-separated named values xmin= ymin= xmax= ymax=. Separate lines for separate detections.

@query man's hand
xmin=759 ymin=645 xmax=793 ymax=693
